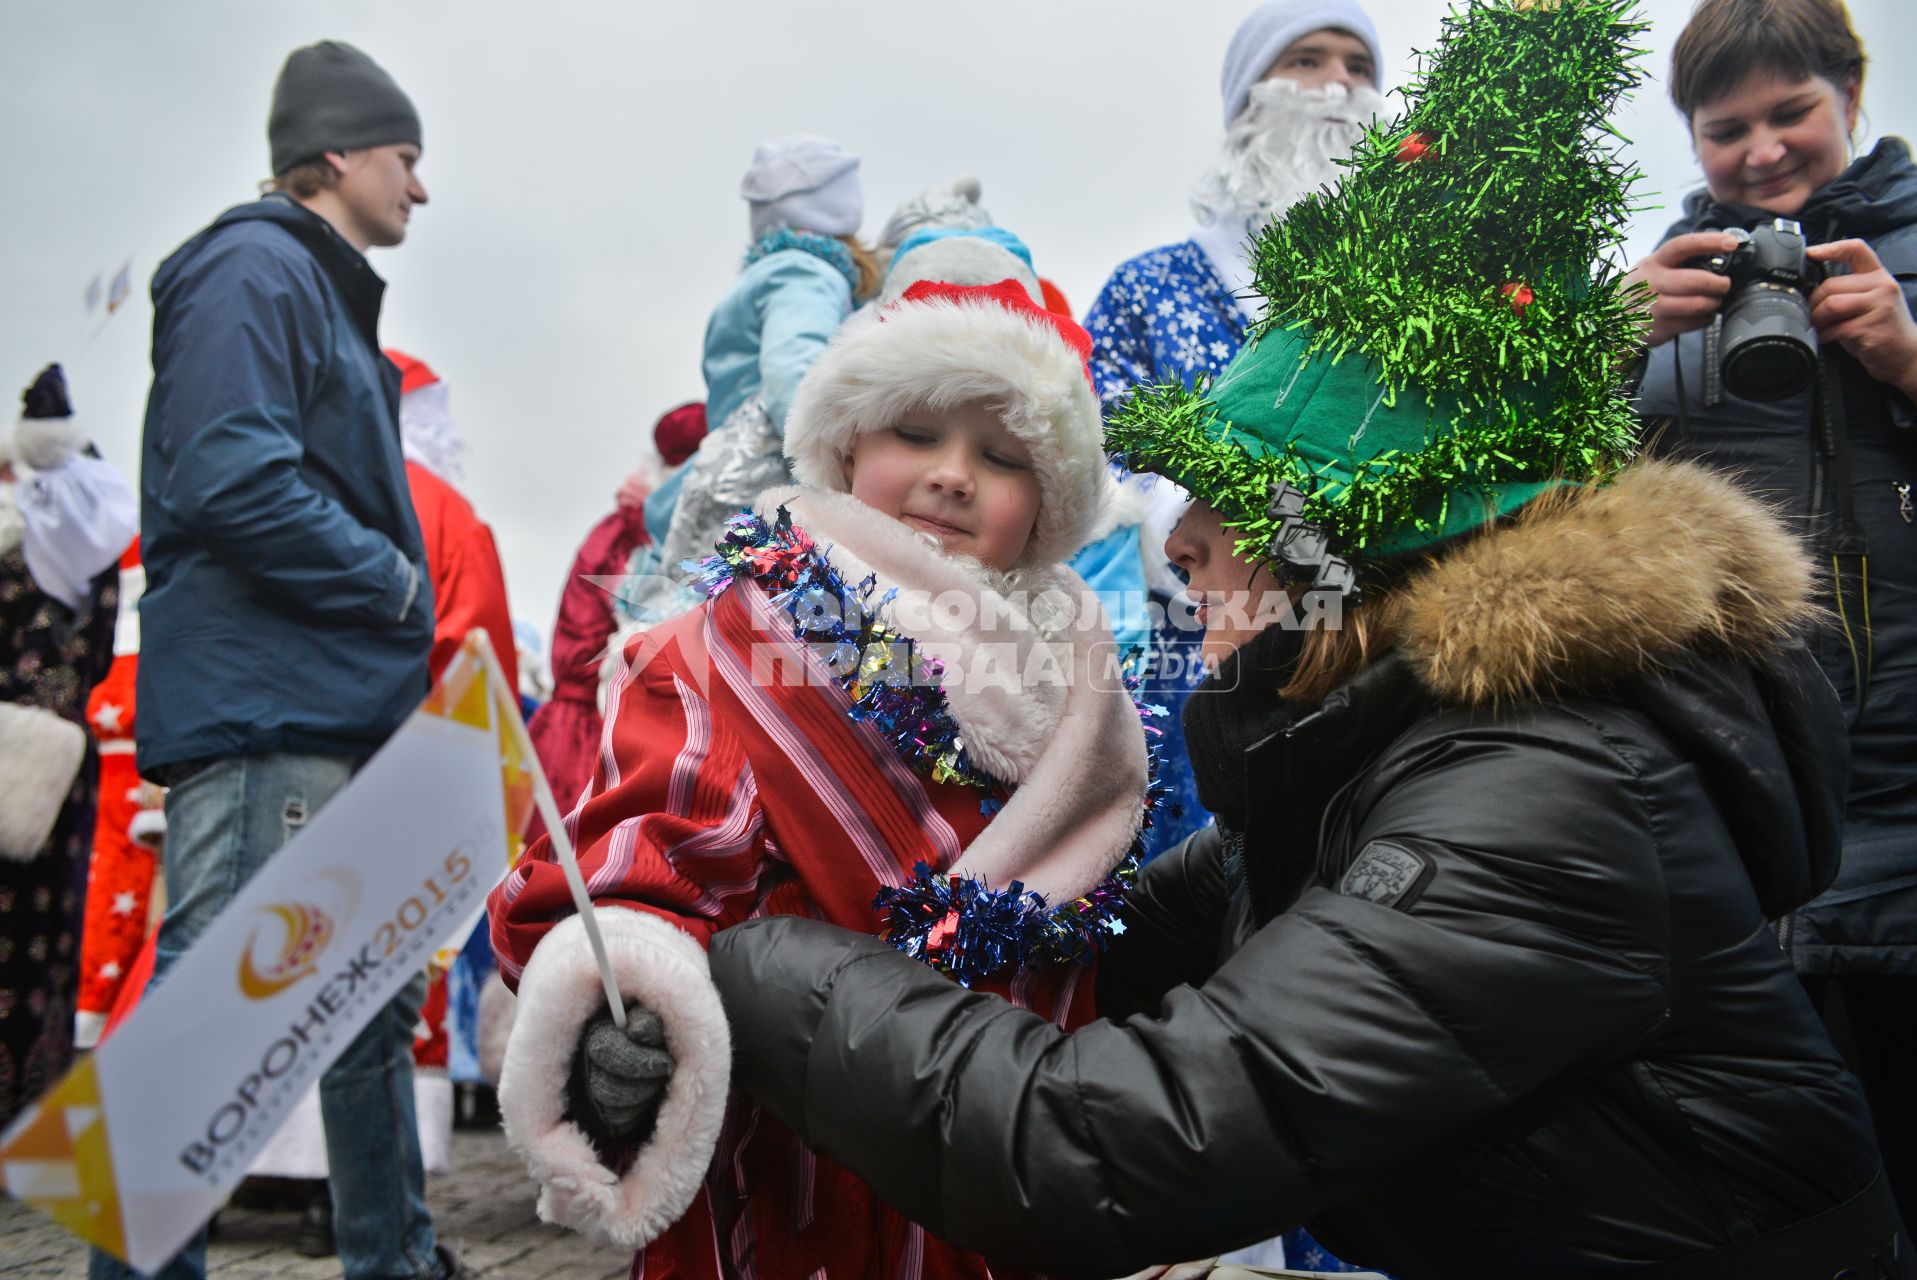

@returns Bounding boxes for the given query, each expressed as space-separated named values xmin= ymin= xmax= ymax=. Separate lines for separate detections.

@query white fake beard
xmin=0 ymin=483 xmax=22 ymax=558
xmin=1191 ymin=78 xmax=1387 ymax=231
xmin=398 ymin=381 xmax=468 ymax=488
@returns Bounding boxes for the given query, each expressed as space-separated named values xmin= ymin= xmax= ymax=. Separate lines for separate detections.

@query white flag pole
xmin=470 ymin=629 xmax=628 ymax=1031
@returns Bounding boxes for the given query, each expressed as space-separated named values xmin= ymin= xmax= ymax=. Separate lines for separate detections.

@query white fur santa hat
xmin=783 ymin=278 xmax=1111 ymax=568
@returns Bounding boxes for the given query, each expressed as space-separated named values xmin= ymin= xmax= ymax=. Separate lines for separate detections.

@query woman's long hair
xmin=1277 ymin=567 xmax=1410 ymax=704
xmin=838 ymin=235 xmax=885 ymax=303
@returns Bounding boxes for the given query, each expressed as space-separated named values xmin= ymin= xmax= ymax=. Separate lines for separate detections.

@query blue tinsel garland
xmin=875 ymin=660 xmax=1170 ymax=987
xmin=689 ymin=508 xmax=1168 ymax=986
xmin=686 ymin=508 xmax=1002 ymax=794
xmin=874 ymin=856 xmax=1142 ymax=988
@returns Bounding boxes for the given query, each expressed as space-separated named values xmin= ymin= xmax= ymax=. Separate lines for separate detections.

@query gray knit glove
xmin=566 ymin=1003 xmax=674 ymax=1157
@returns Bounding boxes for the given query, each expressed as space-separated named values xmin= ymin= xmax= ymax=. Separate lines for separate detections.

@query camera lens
xmin=1721 ymin=282 xmax=1818 ymax=401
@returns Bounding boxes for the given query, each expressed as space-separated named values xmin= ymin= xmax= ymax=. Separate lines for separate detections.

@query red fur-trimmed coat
xmin=489 ymin=488 xmax=1146 ymax=1279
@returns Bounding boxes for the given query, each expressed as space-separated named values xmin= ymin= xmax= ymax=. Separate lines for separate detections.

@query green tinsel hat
xmin=1110 ymin=0 xmax=1649 ymax=594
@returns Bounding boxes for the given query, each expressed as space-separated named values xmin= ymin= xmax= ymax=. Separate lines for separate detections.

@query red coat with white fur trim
xmin=489 ymin=488 xmax=1147 ymax=1278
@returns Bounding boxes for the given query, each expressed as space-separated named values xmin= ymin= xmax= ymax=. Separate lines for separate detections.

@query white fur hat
xmin=12 ymin=363 xmax=86 ymax=471
xmin=879 ymin=175 xmax=991 ymax=249
xmin=9 ymin=416 xmax=87 ymax=471
xmin=784 ymin=279 xmax=1111 ymax=568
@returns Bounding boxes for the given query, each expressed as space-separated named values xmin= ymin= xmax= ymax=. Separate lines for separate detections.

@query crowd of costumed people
xmin=2 ymin=0 xmax=1911 ymax=1276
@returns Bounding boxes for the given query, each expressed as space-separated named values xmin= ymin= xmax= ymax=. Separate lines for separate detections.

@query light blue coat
xmin=646 ymin=249 xmax=853 ymax=541
xmin=703 ymin=248 xmax=852 ymax=432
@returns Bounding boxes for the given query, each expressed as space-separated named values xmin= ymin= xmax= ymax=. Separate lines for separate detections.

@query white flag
xmin=0 ymin=633 xmax=547 ymax=1269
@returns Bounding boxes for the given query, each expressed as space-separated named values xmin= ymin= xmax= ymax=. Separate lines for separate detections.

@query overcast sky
xmin=4 ymin=0 xmax=1913 ymax=665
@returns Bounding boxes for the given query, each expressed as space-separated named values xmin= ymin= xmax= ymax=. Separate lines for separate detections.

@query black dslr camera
xmin=1684 ymin=217 xmax=1834 ymax=401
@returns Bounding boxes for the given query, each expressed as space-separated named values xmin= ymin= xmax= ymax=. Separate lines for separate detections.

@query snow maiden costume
xmin=489 ymin=280 xmax=1152 ymax=1278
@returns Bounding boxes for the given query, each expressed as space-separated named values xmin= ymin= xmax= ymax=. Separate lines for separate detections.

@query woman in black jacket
xmin=708 ymin=463 xmax=1897 ymax=1277
xmin=1623 ymin=0 xmax=1916 ymax=1225
xmin=687 ymin=3 xmax=1908 ymax=1274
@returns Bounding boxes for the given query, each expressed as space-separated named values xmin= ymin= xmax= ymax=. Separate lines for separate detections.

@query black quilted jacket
xmin=707 ymin=463 xmax=1903 ymax=1277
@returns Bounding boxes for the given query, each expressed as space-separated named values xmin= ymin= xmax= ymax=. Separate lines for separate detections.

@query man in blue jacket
xmin=107 ymin=41 xmax=460 ymax=1280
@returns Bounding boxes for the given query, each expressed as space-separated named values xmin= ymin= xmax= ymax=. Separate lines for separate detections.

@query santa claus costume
xmin=490 ymin=280 xmax=1154 ymax=1278
xmin=73 ymin=540 xmax=159 ymax=1051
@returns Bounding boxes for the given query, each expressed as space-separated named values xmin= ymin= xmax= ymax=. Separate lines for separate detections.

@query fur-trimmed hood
xmin=782 ymin=280 xmax=1111 ymax=569
xmin=1396 ymin=459 xmax=1818 ymax=707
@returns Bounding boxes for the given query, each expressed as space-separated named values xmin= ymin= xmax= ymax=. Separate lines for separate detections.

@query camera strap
xmin=1699 ymin=316 xmax=1725 ymax=408
xmin=1814 ymin=353 xmax=1873 ymax=723
xmin=1671 ymin=335 xmax=1693 ymax=448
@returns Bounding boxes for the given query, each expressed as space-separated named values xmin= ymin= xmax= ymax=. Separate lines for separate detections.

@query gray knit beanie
xmin=268 ymin=41 xmax=421 ymax=175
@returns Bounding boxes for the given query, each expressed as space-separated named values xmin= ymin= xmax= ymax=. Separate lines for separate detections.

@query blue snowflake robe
xmin=1085 ymin=241 xmax=1371 ymax=1276
xmin=1084 ymin=238 xmax=1250 ymax=404
xmin=1077 ymin=240 xmax=1250 ymax=865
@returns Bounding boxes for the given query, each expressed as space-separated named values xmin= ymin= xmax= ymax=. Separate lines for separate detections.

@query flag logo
xmin=236 ymin=903 xmax=336 ymax=1000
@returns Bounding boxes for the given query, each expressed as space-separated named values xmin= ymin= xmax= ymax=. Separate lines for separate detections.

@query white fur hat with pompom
xmin=783 ymin=278 xmax=1111 ymax=569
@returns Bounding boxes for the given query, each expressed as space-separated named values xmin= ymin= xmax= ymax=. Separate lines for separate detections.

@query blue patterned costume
xmin=1083 ymin=242 xmax=1369 ymax=1275
xmin=1079 ymin=240 xmax=1248 ymax=863
xmin=1085 ymin=239 xmax=1249 ymax=404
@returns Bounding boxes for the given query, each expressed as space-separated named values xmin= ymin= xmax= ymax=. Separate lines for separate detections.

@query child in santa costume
xmin=489 ymin=278 xmax=1152 ymax=1278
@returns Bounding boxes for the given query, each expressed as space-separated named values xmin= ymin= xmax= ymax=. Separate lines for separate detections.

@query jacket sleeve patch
xmin=1337 ymin=841 xmax=1434 ymax=911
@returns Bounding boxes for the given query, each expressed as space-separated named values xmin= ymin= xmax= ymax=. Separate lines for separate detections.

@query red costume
xmin=490 ymin=491 xmax=1146 ymax=1280
xmin=74 ymin=541 xmax=155 ymax=1049
xmin=525 ymin=504 xmax=649 ymax=842
xmin=406 ymin=459 xmax=516 ymax=690
xmin=490 ymin=281 xmax=1138 ymax=1279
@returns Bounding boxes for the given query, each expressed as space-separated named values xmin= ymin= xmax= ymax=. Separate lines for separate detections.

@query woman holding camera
xmin=1625 ymin=0 xmax=1916 ymax=1229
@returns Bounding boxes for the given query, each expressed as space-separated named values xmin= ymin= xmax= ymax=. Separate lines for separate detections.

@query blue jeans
xmin=89 ymin=753 xmax=442 ymax=1280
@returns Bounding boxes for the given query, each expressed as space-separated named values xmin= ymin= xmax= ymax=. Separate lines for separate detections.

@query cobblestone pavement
xmin=0 ymin=1125 xmax=631 ymax=1279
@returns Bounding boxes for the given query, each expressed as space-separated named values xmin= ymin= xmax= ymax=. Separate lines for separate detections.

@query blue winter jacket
xmin=136 ymin=195 xmax=433 ymax=776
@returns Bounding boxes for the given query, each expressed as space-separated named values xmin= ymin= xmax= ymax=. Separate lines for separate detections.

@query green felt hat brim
xmin=1115 ymin=322 xmax=1579 ymax=556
